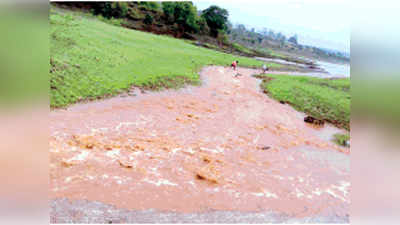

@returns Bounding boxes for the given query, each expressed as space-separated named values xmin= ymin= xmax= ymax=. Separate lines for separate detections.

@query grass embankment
xmin=333 ymin=133 xmax=350 ymax=147
xmin=256 ymin=74 xmax=350 ymax=131
xmin=50 ymin=8 xmax=279 ymax=107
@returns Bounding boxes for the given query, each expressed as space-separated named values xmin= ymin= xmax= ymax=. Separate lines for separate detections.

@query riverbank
xmin=255 ymin=74 xmax=350 ymax=131
xmin=50 ymin=7 xmax=281 ymax=108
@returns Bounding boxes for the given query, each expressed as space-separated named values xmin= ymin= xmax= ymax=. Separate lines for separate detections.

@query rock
xmin=118 ymin=158 xmax=133 ymax=168
xmin=304 ymin=116 xmax=324 ymax=125
xmin=104 ymin=145 xmax=113 ymax=151
xmin=61 ymin=159 xmax=76 ymax=168
xmin=196 ymin=164 xmax=220 ymax=184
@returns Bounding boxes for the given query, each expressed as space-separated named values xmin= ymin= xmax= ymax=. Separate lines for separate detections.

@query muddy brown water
xmin=50 ymin=66 xmax=349 ymax=221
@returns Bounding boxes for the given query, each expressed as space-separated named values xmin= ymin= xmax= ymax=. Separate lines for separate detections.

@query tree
xmin=197 ymin=16 xmax=210 ymax=35
xmin=201 ymin=5 xmax=229 ymax=37
xmin=162 ymin=2 xmax=176 ymax=24
xmin=237 ymin=24 xmax=246 ymax=32
xmin=268 ymin=30 xmax=275 ymax=39
xmin=161 ymin=2 xmax=199 ymax=33
xmin=288 ymin=34 xmax=298 ymax=45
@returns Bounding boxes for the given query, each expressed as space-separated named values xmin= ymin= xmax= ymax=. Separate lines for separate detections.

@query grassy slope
xmin=50 ymin=8 xmax=279 ymax=107
xmin=258 ymin=74 xmax=350 ymax=130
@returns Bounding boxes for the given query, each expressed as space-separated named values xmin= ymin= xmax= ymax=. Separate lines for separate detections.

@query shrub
xmin=91 ymin=2 xmax=128 ymax=19
xmin=143 ymin=14 xmax=153 ymax=25
xmin=139 ymin=2 xmax=161 ymax=11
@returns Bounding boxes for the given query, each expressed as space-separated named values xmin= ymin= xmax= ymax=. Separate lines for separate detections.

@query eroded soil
xmin=50 ymin=66 xmax=350 ymax=222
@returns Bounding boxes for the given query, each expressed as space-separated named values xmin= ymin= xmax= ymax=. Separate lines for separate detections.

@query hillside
xmin=50 ymin=7 xmax=279 ymax=107
xmin=228 ymin=25 xmax=350 ymax=64
xmin=51 ymin=2 xmax=318 ymax=64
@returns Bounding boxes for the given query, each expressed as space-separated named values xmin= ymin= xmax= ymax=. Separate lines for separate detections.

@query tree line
xmin=228 ymin=23 xmax=349 ymax=62
xmin=88 ymin=2 xmax=229 ymax=38
xmin=53 ymin=1 xmax=348 ymax=62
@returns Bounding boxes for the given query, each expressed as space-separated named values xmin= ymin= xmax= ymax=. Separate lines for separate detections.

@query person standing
xmin=262 ymin=64 xmax=269 ymax=73
xmin=231 ymin=60 xmax=238 ymax=70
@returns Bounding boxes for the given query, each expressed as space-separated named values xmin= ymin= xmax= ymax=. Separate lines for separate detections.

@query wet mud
xmin=50 ymin=66 xmax=350 ymax=222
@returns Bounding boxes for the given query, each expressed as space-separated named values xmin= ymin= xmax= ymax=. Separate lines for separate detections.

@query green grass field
xmin=256 ymin=74 xmax=350 ymax=131
xmin=50 ymin=8 xmax=279 ymax=107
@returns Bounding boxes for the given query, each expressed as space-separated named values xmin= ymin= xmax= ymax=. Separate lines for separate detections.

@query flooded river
xmin=50 ymin=66 xmax=349 ymax=223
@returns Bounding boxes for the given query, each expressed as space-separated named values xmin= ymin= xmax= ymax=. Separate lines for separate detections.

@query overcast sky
xmin=193 ymin=0 xmax=350 ymax=53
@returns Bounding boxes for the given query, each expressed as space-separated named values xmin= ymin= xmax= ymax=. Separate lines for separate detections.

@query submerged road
xmin=50 ymin=66 xmax=349 ymax=223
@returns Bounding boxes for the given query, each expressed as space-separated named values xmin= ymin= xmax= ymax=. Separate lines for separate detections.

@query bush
xmin=144 ymin=14 xmax=153 ymax=25
xmin=139 ymin=2 xmax=161 ymax=11
xmin=91 ymin=2 xmax=128 ymax=19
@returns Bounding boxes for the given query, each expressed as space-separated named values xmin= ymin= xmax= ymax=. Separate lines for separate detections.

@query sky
xmin=193 ymin=0 xmax=350 ymax=53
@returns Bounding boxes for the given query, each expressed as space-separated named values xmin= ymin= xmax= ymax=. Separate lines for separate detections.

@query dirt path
xmin=50 ymin=66 xmax=349 ymax=223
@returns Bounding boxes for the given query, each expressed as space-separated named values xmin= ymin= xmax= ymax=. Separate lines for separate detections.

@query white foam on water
xmin=70 ymin=150 xmax=89 ymax=161
xmin=171 ymin=148 xmax=182 ymax=154
xmin=200 ymin=147 xmax=224 ymax=154
xmin=295 ymin=188 xmax=305 ymax=198
xmin=113 ymin=176 xmax=132 ymax=185
xmin=271 ymin=175 xmax=285 ymax=180
xmin=105 ymin=149 xmax=120 ymax=159
xmin=184 ymin=148 xmax=195 ymax=154
xmin=252 ymin=189 xmax=278 ymax=199
xmin=143 ymin=178 xmax=178 ymax=186
xmin=313 ymin=188 xmax=322 ymax=196
xmin=115 ymin=122 xmax=135 ymax=131
xmin=325 ymin=188 xmax=347 ymax=202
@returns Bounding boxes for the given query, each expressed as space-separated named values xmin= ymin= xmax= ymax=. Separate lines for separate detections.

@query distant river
xmin=255 ymin=56 xmax=350 ymax=78
xmin=316 ymin=61 xmax=350 ymax=77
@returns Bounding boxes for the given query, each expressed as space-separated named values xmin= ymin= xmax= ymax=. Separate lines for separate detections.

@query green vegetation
xmin=52 ymin=2 xmax=284 ymax=60
xmin=232 ymin=43 xmax=253 ymax=55
xmin=161 ymin=2 xmax=200 ymax=33
xmin=333 ymin=133 xmax=350 ymax=147
xmin=50 ymin=8 xmax=277 ymax=107
xmin=201 ymin=5 xmax=229 ymax=37
xmin=138 ymin=1 xmax=161 ymax=11
xmin=91 ymin=2 xmax=129 ymax=19
xmin=260 ymin=49 xmax=286 ymax=58
xmin=229 ymin=24 xmax=350 ymax=64
xmin=56 ymin=2 xmax=228 ymax=38
xmin=256 ymin=74 xmax=350 ymax=130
